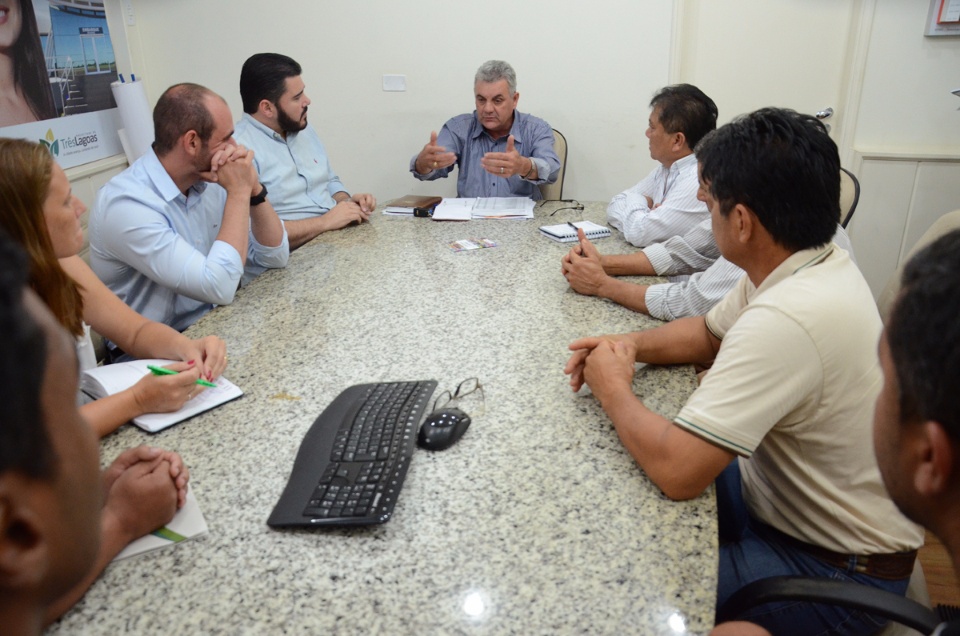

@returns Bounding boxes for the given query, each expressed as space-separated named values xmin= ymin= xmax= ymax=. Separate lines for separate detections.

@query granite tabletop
xmin=50 ymin=201 xmax=717 ymax=635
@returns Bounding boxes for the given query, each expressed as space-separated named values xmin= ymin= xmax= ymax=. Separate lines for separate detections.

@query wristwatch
xmin=250 ymin=183 xmax=268 ymax=206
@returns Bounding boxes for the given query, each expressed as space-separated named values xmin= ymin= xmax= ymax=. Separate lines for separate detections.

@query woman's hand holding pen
xmin=130 ymin=360 xmax=203 ymax=415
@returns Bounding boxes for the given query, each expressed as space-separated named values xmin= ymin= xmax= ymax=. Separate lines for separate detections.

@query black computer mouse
xmin=417 ymin=408 xmax=471 ymax=451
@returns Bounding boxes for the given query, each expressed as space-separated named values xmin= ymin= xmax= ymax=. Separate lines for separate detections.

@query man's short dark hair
xmin=649 ymin=84 xmax=718 ymax=150
xmin=240 ymin=53 xmax=302 ymax=114
xmin=887 ymin=229 xmax=960 ymax=442
xmin=696 ymin=107 xmax=839 ymax=252
xmin=0 ymin=231 xmax=54 ymax=479
xmin=152 ymin=83 xmax=218 ymax=156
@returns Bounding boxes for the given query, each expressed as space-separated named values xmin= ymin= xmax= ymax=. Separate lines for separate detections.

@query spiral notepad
xmin=539 ymin=221 xmax=611 ymax=243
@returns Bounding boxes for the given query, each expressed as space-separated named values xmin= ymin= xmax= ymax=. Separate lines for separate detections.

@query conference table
xmin=51 ymin=201 xmax=717 ymax=635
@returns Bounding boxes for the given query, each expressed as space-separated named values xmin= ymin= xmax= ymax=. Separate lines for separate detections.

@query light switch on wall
xmin=382 ymin=75 xmax=406 ymax=92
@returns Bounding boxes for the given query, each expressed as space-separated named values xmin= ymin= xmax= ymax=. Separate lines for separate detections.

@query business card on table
xmin=448 ymin=238 xmax=498 ymax=252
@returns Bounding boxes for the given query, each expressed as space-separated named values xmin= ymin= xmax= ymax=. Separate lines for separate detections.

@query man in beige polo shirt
xmin=564 ymin=108 xmax=923 ymax=636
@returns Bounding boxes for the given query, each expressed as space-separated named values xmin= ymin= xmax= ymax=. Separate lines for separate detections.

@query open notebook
xmin=539 ymin=220 xmax=611 ymax=243
xmin=81 ymin=359 xmax=243 ymax=433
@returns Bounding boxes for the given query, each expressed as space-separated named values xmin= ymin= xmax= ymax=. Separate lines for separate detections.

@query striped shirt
xmin=644 ymin=224 xmax=856 ymax=321
xmin=606 ymin=153 xmax=706 ymax=247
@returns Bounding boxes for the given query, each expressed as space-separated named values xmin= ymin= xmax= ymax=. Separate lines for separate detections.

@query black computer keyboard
xmin=268 ymin=380 xmax=437 ymax=527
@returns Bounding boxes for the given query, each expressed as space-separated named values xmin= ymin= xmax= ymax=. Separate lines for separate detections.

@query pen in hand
xmin=147 ymin=364 xmax=218 ymax=388
xmin=568 ymin=222 xmax=587 ymax=257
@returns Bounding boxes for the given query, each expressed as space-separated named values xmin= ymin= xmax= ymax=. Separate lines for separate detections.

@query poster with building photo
xmin=1 ymin=0 xmax=123 ymax=167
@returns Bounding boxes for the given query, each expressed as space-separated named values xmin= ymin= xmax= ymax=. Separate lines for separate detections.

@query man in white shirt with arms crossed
xmin=605 ymin=83 xmax=718 ymax=247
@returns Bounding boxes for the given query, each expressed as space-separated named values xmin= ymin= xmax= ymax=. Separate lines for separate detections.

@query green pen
xmin=147 ymin=365 xmax=218 ymax=388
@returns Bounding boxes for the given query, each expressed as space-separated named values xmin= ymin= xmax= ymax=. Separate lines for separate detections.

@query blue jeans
xmin=716 ymin=462 xmax=910 ymax=636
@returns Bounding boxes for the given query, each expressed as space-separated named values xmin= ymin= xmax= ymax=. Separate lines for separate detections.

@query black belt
xmin=765 ymin=523 xmax=916 ymax=580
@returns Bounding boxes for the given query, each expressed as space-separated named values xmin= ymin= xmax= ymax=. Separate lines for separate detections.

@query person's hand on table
xmin=102 ymin=453 xmax=180 ymax=542
xmin=415 ymin=131 xmax=457 ymax=174
xmin=351 ymin=193 xmax=376 ymax=214
xmin=582 ymin=338 xmax=638 ymax=405
xmin=177 ymin=335 xmax=227 ymax=383
xmin=480 ymin=135 xmax=532 ymax=178
xmin=565 ymin=334 xmax=637 ymax=392
xmin=561 ymin=229 xmax=610 ymax=296
xmin=102 ymin=446 xmax=191 ymax=509
xmin=324 ymin=199 xmax=369 ymax=229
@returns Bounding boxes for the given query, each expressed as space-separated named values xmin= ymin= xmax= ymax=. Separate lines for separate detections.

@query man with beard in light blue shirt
xmin=234 ymin=53 xmax=376 ymax=250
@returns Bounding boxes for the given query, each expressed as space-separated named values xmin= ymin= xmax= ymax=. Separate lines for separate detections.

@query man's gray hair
xmin=475 ymin=60 xmax=517 ymax=94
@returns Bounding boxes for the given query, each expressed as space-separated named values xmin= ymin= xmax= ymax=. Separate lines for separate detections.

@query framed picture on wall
xmin=925 ymin=0 xmax=960 ymax=36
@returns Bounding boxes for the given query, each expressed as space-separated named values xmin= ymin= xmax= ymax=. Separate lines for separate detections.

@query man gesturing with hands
xmin=91 ymin=83 xmax=289 ymax=333
xmin=411 ymin=60 xmax=559 ymax=199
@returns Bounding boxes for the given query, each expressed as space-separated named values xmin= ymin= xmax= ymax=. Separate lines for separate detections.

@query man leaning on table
xmin=410 ymin=59 xmax=560 ymax=200
xmin=605 ymin=83 xmax=717 ymax=247
xmin=564 ymin=108 xmax=923 ymax=636
xmin=234 ymin=53 xmax=376 ymax=250
xmin=91 ymin=83 xmax=289 ymax=333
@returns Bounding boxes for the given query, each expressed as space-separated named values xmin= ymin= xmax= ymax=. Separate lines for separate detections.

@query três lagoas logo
xmin=39 ymin=128 xmax=100 ymax=157
xmin=39 ymin=129 xmax=59 ymax=156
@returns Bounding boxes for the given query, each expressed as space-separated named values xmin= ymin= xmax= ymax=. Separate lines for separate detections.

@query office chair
xmin=877 ymin=208 xmax=960 ymax=321
xmin=539 ymin=128 xmax=567 ymax=201
xmin=716 ymin=568 xmax=940 ymax=635
xmin=840 ymin=167 xmax=861 ymax=228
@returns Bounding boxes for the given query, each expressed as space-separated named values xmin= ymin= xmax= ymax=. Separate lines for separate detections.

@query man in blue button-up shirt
xmin=410 ymin=60 xmax=560 ymax=200
xmin=234 ymin=53 xmax=376 ymax=250
xmin=91 ymin=83 xmax=289 ymax=333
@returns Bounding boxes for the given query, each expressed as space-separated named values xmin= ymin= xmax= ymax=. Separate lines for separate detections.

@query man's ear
xmin=0 ymin=478 xmax=49 ymax=590
xmin=673 ymin=131 xmax=687 ymax=153
xmin=257 ymin=99 xmax=275 ymax=118
xmin=730 ymin=203 xmax=755 ymax=244
xmin=181 ymin=130 xmax=200 ymax=157
xmin=914 ymin=420 xmax=956 ymax=496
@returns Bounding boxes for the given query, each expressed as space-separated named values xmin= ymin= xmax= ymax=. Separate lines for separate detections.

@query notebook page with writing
xmin=81 ymin=359 xmax=243 ymax=433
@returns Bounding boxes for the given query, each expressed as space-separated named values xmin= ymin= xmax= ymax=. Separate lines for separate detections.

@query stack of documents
xmin=433 ymin=197 xmax=535 ymax=221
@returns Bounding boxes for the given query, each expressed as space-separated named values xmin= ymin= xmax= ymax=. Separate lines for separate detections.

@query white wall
xmin=109 ymin=0 xmax=673 ymax=203
xmin=845 ymin=0 xmax=960 ymax=296
xmin=854 ymin=0 xmax=960 ymax=152
xmin=676 ymin=0 xmax=857 ymax=133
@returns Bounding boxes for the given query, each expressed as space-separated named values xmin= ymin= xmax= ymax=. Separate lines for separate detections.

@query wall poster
xmin=1 ymin=0 xmax=123 ymax=168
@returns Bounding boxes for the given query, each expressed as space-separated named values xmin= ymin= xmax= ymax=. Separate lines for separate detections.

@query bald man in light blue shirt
xmin=234 ymin=53 xmax=376 ymax=250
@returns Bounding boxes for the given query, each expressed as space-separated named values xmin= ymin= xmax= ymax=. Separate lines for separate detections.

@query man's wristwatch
xmin=250 ymin=183 xmax=268 ymax=206
xmin=523 ymin=160 xmax=537 ymax=180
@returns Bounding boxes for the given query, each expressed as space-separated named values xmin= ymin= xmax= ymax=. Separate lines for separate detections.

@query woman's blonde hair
xmin=0 ymin=138 xmax=84 ymax=336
